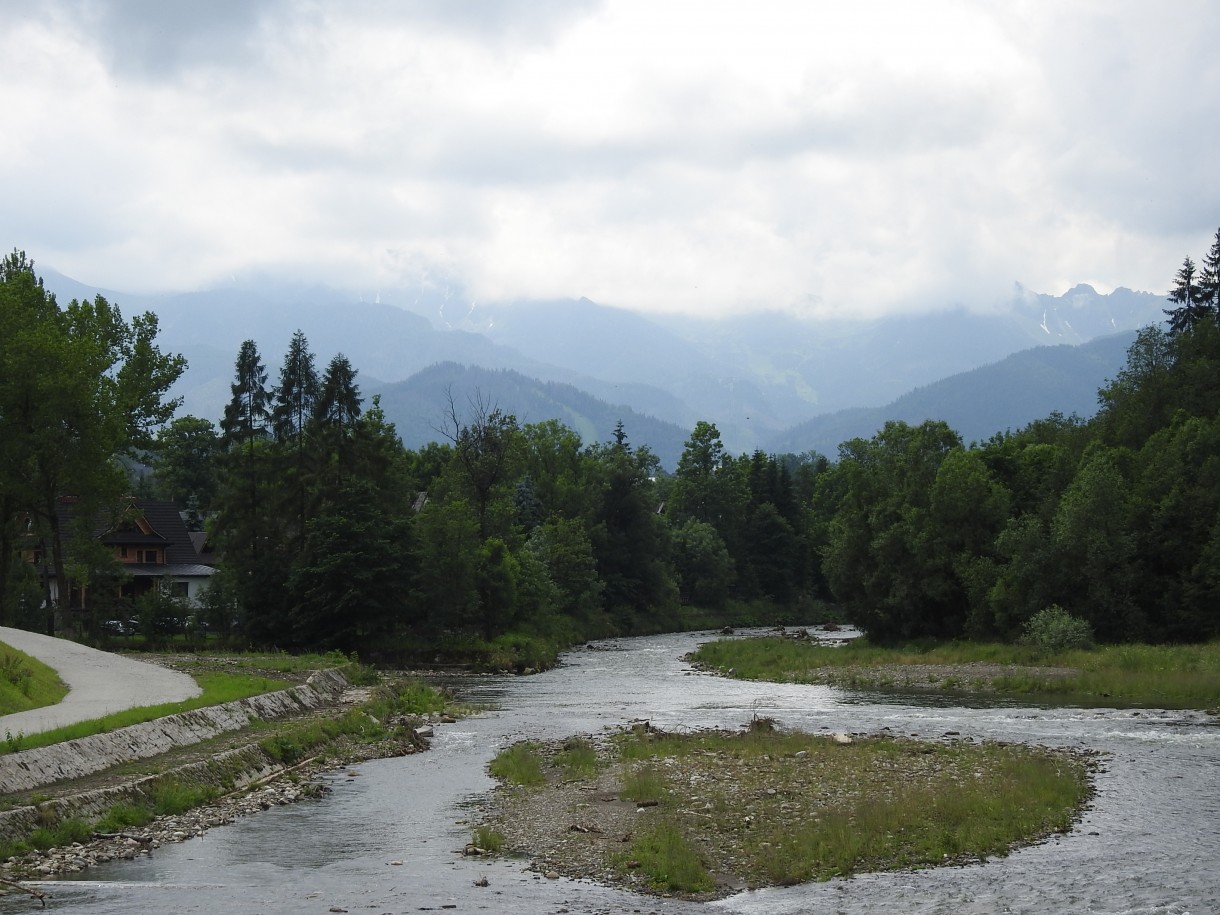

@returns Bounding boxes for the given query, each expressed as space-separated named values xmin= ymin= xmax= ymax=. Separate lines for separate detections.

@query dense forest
xmin=3 ymin=232 xmax=1220 ymax=657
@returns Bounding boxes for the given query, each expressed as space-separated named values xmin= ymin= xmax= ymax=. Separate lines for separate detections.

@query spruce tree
xmin=1198 ymin=228 xmax=1220 ymax=319
xmin=1165 ymin=256 xmax=1205 ymax=334
xmin=271 ymin=330 xmax=319 ymax=445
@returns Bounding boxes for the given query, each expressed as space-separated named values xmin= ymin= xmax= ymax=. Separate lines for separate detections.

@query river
xmin=7 ymin=630 xmax=1219 ymax=914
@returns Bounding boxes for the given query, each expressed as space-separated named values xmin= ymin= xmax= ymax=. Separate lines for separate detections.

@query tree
xmin=271 ymin=331 xmax=321 ymax=547
xmin=526 ymin=517 xmax=606 ymax=633
xmin=823 ymin=420 xmax=965 ymax=641
xmin=1051 ymin=445 xmax=1141 ymax=641
xmin=1196 ymin=227 xmax=1220 ymax=318
xmin=1097 ymin=326 xmax=1176 ymax=448
xmin=586 ymin=433 xmax=677 ymax=630
xmin=439 ymin=391 xmax=522 ymax=541
xmin=216 ymin=340 xmax=279 ymax=640
xmin=151 ymin=416 xmax=220 ymax=519
xmin=288 ymin=476 xmax=412 ymax=651
xmin=220 ymin=340 xmax=271 ymax=450
xmin=272 ymin=330 xmax=319 ymax=445
xmin=316 ymin=353 xmax=361 ymax=430
xmin=671 ymin=519 xmax=734 ymax=608
xmin=0 ymin=251 xmax=185 ymax=629
xmin=1165 ymin=256 xmax=1206 ymax=334
xmin=669 ymin=421 xmax=746 ymax=555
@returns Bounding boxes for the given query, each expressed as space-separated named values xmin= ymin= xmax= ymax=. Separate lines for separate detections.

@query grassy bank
xmin=689 ymin=637 xmax=1220 ymax=710
xmin=0 ymin=643 xmax=67 ymax=717
xmin=0 ymin=670 xmax=287 ymax=755
xmin=480 ymin=723 xmax=1094 ymax=899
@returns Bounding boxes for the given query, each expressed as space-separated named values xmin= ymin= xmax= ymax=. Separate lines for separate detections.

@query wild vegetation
xmin=690 ymin=637 xmax=1220 ymax=710
xmin=2 ymin=232 xmax=1219 ymax=658
xmin=481 ymin=724 xmax=1094 ymax=898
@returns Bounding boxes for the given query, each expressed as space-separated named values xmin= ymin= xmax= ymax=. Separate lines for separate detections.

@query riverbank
xmin=0 ymin=669 xmax=464 ymax=898
xmin=689 ymin=633 xmax=1220 ymax=710
xmin=478 ymin=722 xmax=1098 ymax=901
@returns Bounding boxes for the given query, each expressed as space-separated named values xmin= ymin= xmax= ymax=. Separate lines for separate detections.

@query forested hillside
xmin=5 ymin=236 xmax=1218 ymax=657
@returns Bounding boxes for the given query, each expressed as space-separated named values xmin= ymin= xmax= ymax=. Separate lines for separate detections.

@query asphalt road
xmin=0 ymin=626 xmax=201 ymax=737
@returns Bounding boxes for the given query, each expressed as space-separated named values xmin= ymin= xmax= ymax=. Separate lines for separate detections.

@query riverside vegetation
xmin=688 ymin=634 xmax=1220 ymax=711
xmin=0 ymin=656 xmax=465 ymax=889
xmin=477 ymin=722 xmax=1095 ymax=900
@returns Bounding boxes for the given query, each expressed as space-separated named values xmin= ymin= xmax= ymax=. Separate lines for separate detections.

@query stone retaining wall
xmin=0 ymin=744 xmax=279 ymax=844
xmin=0 ymin=669 xmax=349 ymax=795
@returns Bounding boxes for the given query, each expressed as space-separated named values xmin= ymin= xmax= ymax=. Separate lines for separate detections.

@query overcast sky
xmin=3 ymin=1 xmax=1218 ymax=319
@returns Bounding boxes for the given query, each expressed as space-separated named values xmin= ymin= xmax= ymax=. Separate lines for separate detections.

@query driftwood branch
xmin=0 ymin=875 xmax=49 ymax=907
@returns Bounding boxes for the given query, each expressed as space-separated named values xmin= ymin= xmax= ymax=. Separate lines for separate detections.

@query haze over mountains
xmin=41 ymin=269 xmax=1166 ymax=468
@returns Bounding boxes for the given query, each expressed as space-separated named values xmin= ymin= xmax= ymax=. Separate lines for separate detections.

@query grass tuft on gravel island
xmin=481 ymin=723 xmax=1095 ymax=899
xmin=689 ymin=636 xmax=1220 ymax=709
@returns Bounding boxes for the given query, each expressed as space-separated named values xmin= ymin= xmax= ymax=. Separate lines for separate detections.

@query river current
xmin=8 ymin=630 xmax=1219 ymax=914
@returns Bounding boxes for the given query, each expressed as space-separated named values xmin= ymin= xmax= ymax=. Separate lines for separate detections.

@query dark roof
xmin=127 ymin=500 xmax=204 ymax=565
xmin=51 ymin=497 xmax=208 ymax=568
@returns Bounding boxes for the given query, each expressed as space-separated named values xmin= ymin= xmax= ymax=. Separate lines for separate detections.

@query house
xmin=99 ymin=499 xmax=216 ymax=607
xmin=27 ymin=497 xmax=215 ymax=619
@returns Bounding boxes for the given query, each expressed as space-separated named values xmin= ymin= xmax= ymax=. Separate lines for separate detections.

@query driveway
xmin=0 ymin=626 xmax=201 ymax=737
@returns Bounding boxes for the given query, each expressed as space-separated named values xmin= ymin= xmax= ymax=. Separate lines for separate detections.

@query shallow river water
xmin=9 ymin=630 xmax=1220 ymax=914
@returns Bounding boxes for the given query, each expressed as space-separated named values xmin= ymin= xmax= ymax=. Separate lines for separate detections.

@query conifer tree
xmin=1165 ymin=256 xmax=1205 ymax=334
xmin=272 ymin=330 xmax=319 ymax=445
xmin=1198 ymin=227 xmax=1220 ymax=318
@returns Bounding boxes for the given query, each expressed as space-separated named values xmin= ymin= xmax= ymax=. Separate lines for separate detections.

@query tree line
xmin=4 ymin=232 xmax=1220 ymax=652
xmin=167 ymin=330 xmax=828 ymax=655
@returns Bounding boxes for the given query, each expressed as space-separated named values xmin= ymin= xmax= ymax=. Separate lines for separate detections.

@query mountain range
xmin=39 ymin=269 xmax=1167 ymax=468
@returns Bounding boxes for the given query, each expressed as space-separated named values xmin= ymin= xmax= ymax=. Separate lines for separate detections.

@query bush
xmin=1022 ymin=605 xmax=1094 ymax=654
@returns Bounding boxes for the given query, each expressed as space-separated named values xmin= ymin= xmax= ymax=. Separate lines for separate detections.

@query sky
xmin=2 ymin=0 xmax=1219 ymax=320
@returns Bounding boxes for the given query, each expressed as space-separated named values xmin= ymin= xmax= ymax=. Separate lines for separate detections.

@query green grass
xmin=619 ymin=727 xmax=1089 ymax=888
xmin=487 ymin=726 xmax=1093 ymax=897
xmin=0 ymin=780 xmax=219 ymax=863
xmin=0 ymin=671 xmax=287 ymax=755
xmin=471 ymin=824 xmax=505 ymax=853
xmin=0 ymin=641 xmax=68 ymax=716
xmin=259 ymin=709 xmax=388 ymax=765
xmin=620 ymin=763 xmax=668 ymax=805
xmin=624 ymin=820 xmax=715 ymax=893
xmin=690 ymin=637 xmax=1220 ymax=709
xmin=488 ymin=741 xmax=546 ymax=786
xmin=554 ymin=737 xmax=599 ymax=779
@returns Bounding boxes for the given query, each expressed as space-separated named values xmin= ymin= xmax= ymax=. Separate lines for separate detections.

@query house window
xmin=172 ymin=582 xmax=189 ymax=599
xmin=120 ymin=546 xmax=128 ymax=559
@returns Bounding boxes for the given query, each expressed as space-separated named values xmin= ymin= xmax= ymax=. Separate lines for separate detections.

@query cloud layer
xmin=3 ymin=0 xmax=1218 ymax=318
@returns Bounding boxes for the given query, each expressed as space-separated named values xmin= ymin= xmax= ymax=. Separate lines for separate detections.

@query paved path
xmin=0 ymin=627 xmax=201 ymax=737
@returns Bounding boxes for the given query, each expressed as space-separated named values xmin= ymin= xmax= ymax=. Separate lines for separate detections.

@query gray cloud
xmin=3 ymin=1 xmax=1218 ymax=317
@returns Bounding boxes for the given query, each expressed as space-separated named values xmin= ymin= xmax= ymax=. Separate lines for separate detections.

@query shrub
xmin=1023 ymin=605 xmax=1094 ymax=654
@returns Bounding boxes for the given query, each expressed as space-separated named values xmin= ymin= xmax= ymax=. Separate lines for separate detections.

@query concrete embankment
xmin=0 ymin=668 xmax=348 ymax=796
